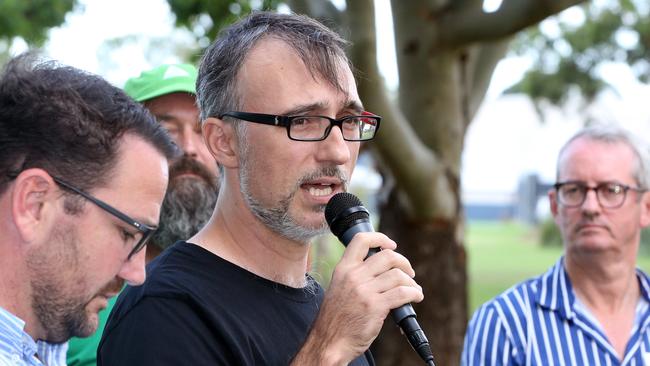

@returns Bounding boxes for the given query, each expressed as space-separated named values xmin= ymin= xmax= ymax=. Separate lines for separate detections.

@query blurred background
xmin=3 ymin=0 xmax=650 ymax=364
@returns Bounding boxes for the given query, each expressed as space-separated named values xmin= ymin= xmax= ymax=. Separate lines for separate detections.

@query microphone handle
xmin=341 ymin=221 xmax=417 ymax=324
xmin=339 ymin=222 xmax=435 ymax=364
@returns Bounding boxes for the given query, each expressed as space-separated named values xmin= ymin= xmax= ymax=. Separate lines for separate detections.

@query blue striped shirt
xmin=0 ymin=307 xmax=67 ymax=366
xmin=462 ymin=257 xmax=650 ymax=366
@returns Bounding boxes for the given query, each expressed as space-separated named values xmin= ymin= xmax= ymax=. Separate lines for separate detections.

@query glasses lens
xmin=288 ymin=116 xmax=379 ymax=141
xmin=597 ymin=183 xmax=626 ymax=207
xmin=359 ymin=117 xmax=378 ymax=140
xmin=341 ymin=116 xmax=378 ymax=141
xmin=289 ymin=117 xmax=329 ymax=141
xmin=558 ymin=183 xmax=585 ymax=206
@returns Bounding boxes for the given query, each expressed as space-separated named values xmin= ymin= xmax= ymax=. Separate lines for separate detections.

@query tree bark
xmin=372 ymin=189 xmax=467 ymax=366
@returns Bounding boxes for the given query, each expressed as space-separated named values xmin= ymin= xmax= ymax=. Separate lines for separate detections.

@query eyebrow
xmin=154 ymin=113 xmax=180 ymax=122
xmin=281 ymin=99 xmax=365 ymax=116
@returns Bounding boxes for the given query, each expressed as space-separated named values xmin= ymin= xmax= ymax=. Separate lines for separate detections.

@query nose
xmin=178 ymin=127 xmax=203 ymax=158
xmin=581 ymin=188 xmax=601 ymax=215
xmin=315 ymin=126 xmax=352 ymax=165
xmin=118 ymin=246 xmax=146 ymax=286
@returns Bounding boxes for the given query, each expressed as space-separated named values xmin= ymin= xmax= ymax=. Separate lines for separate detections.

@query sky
xmin=24 ymin=0 xmax=650 ymax=205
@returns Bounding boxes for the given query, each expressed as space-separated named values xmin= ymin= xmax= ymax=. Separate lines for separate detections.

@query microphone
xmin=325 ymin=192 xmax=435 ymax=366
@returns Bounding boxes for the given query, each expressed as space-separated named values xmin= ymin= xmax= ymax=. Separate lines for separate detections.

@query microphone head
xmin=325 ymin=192 xmax=369 ymax=239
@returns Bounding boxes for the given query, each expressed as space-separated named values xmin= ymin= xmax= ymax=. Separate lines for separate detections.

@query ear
xmin=202 ymin=117 xmax=240 ymax=169
xmin=11 ymin=169 xmax=58 ymax=243
xmin=549 ymin=189 xmax=559 ymax=218
xmin=639 ymin=192 xmax=650 ymax=228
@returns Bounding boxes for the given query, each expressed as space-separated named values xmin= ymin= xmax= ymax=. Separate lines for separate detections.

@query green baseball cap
xmin=124 ymin=64 xmax=198 ymax=102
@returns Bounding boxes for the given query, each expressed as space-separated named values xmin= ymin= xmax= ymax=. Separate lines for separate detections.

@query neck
xmin=0 ymin=200 xmax=45 ymax=341
xmin=0 ymin=250 xmax=39 ymax=340
xmin=192 ymin=195 xmax=312 ymax=288
xmin=565 ymin=253 xmax=640 ymax=311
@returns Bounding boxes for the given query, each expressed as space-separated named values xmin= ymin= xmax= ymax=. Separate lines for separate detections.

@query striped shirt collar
xmin=535 ymin=256 xmax=650 ymax=320
xmin=0 ymin=306 xmax=67 ymax=366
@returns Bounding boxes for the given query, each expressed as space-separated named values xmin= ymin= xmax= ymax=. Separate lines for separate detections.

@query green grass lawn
xmin=311 ymin=220 xmax=650 ymax=316
xmin=467 ymin=221 xmax=650 ymax=314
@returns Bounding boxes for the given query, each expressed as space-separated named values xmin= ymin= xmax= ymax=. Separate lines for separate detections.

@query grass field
xmin=467 ymin=221 xmax=650 ymax=314
xmin=310 ymin=220 xmax=650 ymax=316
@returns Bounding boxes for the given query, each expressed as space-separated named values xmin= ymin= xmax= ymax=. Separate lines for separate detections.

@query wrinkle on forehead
xmin=266 ymin=34 xmax=351 ymax=94
xmin=236 ymin=38 xmax=360 ymax=116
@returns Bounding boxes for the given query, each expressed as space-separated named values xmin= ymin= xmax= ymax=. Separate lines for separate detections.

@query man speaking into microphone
xmin=99 ymin=11 xmax=424 ymax=365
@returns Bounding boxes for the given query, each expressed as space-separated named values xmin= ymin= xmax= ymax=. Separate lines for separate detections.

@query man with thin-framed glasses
xmin=67 ymin=63 xmax=221 ymax=366
xmin=99 ymin=11 xmax=423 ymax=366
xmin=462 ymin=125 xmax=650 ymax=365
xmin=0 ymin=53 xmax=177 ymax=366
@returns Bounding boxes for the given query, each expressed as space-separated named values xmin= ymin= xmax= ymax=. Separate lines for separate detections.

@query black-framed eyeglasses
xmin=217 ymin=111 xmax=381 ymax=141
xmin=51 ymin=176 xmax=156 ymax=259
xmin=554 ymin=181 xmax=647 ymax=209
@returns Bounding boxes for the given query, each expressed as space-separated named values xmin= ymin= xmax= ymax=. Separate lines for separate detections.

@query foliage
xmin=539 ymin=216 xmax=563 ymax=247
xmin=0 ymin=0 xmax=78 ymax=66
xmin=507 ymin=0 xmax=650 ymax=109
xmin=0 ymin=0 xmax=77 ymax=45
xmin=167 ymin=0 xmax=281 ymax=51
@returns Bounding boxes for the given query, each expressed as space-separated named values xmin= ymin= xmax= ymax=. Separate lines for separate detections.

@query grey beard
xmin=151 ymin=175 xmax=218 ymax=249
xmin=239 ymin=163 xmax=347 ymax=244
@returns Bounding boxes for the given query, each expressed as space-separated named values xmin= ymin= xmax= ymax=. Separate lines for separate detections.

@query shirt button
xmin=11 ymin=354 xmax=20 ymax=362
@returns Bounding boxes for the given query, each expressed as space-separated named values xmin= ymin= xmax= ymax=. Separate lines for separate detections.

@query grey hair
xmin=557 ymin=124 xmax=650 ymax=189
xmin=196 ymin=11 xmax=350 ymax=122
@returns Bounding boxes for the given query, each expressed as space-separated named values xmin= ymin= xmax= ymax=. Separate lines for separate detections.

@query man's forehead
xmin=237 ymin=38 xmax=359 ymax=110
xmin=558 ymin=138 xmax=638 ymax=179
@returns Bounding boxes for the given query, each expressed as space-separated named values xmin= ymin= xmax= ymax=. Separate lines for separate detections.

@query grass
xmin=467 ymin=221 xmax=650 ymax=314
xmin=466 ymin=221 xmax=561 ymax=313
xmin=310 ymin=220 xmax=650 ymax=316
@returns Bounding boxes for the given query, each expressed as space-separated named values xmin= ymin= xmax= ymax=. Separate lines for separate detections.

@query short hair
xmin=556 ymin=124 xmax=650 ymax=189
xmin=0 ymin=53 xmax=179 ymax=195
xmin=197 ymin=11 xmax=350 ymax=122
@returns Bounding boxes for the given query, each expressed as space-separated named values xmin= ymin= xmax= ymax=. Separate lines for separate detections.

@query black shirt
xmin=98 ymin=241 xmax=374 ymax=365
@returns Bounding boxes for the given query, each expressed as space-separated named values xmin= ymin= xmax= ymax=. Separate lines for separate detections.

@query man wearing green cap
xmin=123 ymin=63 xmax=218 ymax=182
xmin=66 ymin=64 xmax=220 ymax=366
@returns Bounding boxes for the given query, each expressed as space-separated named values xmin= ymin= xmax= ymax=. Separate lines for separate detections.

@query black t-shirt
xmin=98 ymin=241 xmax=374 ymax=365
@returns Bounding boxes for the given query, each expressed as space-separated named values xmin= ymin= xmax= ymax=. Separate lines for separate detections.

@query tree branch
xmin=348 ymin=0 xmax=454 ymax=219
xmin=438 ymin=0 xmax=587 ymax=47
xmin=466 ymin=38 xmax=511 ymax=125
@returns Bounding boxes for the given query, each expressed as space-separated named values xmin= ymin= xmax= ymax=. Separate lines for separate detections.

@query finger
xmin=339 ymin=232 xmax=396 ymax=264
xmin=380 ymin=285 xmax=425 ymax=310
xmin=361 ymin=249 xmax=416 ymax=278
xmin=366 ymin=267 xmax=421 ymax=294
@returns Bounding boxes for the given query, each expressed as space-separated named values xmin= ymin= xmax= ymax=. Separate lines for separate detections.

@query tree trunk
xmin=372 ymin=188 xmax=467 ymax=366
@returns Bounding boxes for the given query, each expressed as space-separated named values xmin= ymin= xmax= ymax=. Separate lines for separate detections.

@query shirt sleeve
xmin=461 ymin=303 xmax=519 ymax=366
xmin=98 ymin=296 xmax=233 ymax=365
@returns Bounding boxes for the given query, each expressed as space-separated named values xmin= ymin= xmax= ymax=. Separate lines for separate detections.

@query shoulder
xmin=102 ymin=242 xmax=229 ymax=338
xmin=465 ymin=275 xmax=543 ymax=349
xmin=462 ymin=277 xmax=542 ymax=365
xmin=138 ymin=241 xmax=231 ymax=296
xmin=471 ymin=277 xmax=539 ymax=324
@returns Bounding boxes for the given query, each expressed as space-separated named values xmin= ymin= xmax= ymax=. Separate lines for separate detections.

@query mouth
xmin=169 ymin=156 xmax=216 ymax=187
xmin=301 ymin=178 xmax=343 ymax=201
xmin=576 ymin=223 xmax=608 ymax=234
xmin=306 ymin=184 xmax=333 ymax=197
xmin=172 ymin=171 xmax=203 ymax=181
